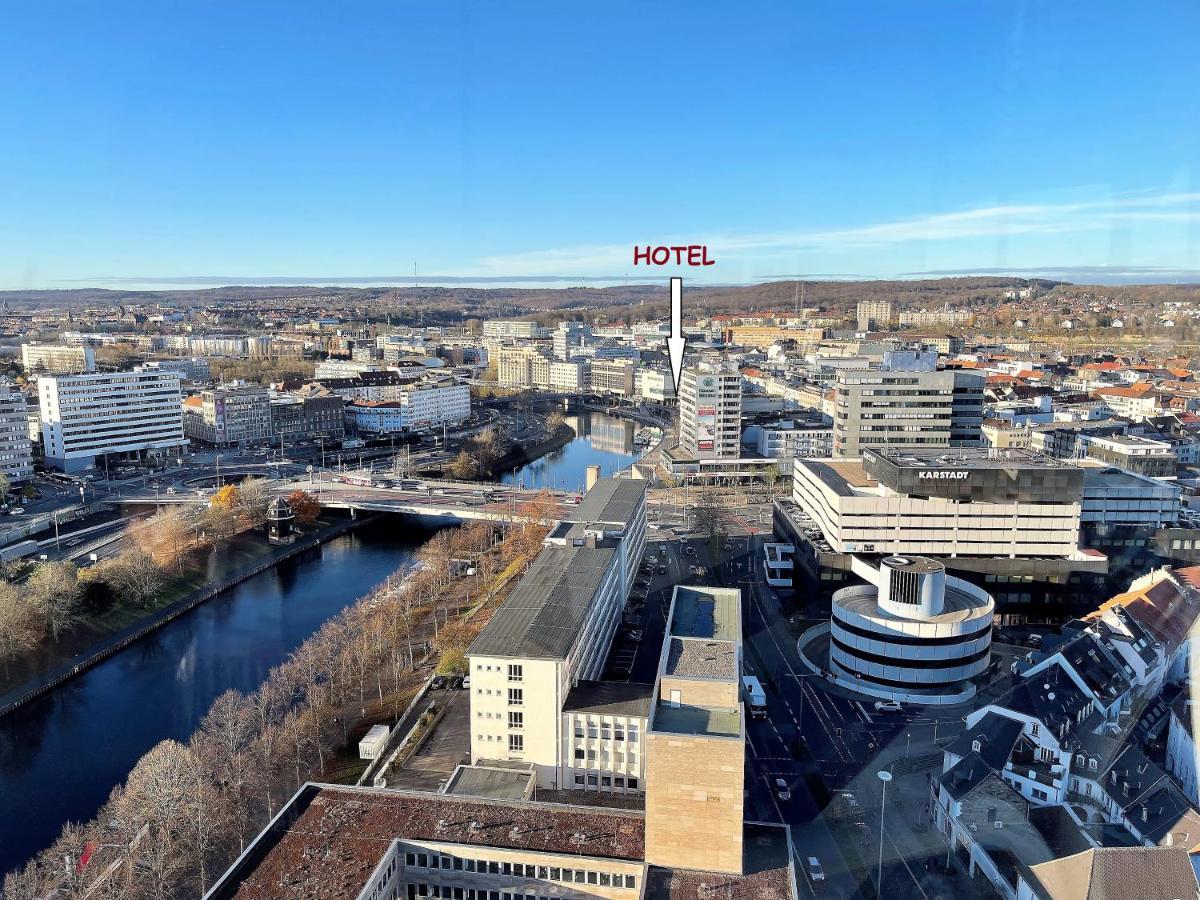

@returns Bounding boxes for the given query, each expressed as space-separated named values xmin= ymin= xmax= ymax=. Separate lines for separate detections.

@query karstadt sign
xmin=917 ymin=470 xmax=969 ymax=480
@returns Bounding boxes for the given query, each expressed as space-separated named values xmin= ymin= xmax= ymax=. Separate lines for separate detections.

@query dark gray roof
xmin=567 ymin=479 xmax=645 ymax=527
xmin=468 ymin=542 xmax=616 ymax=660
xmin=947 ymin=712 xmax=1024 ymax=771
xmin=939 ymin=752 xmax=997 ymax=801
xmin=562 ymin=681 xmax=654 ymax=718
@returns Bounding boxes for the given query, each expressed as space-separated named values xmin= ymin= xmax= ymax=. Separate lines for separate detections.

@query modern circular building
xmin=829 ymin=555 xmax=994 ymax=705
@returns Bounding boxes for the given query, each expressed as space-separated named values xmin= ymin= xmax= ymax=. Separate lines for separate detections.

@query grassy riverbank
xmin=0 ymin=516 xmax=347 ymax=700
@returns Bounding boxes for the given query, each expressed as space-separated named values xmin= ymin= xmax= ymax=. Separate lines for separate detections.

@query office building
xmin=790 ymin=448 xmax=1087 ymax=560
xmin=314 ymin=359 xmax=386 ymax=380
xmin=677 ymin=364 xmax=742 ymax=460
xmin=269 ymin=394 xmax=345 ymax=445
xmin=39 ymin=370 xmax=187 ymax=472
xmin=0 ymin=381 xmax=33 ymax=483
xmin=548 ymin=360 xmax=587 ymax=393
xmin=829 ymin=555 xmax=993 ymax=704
xmin=21 ymin=342 xmax=95 ymax=374
xmin=636 ymin=369 xmax=676 ymax=403
xmin=497 ymin=346 xmax=550 ymax=389
xmin=832 ymin=351 xmax=984 ymax=457
xmin=466 ymin=479 xmax=647 ymax=790
xmin=183 ymin=382 xmax=272 ymax=447
xmin=856 ymin=299 xmax=893 ymax=331
xmin=589 ymin=359 xmax=637 ymax=397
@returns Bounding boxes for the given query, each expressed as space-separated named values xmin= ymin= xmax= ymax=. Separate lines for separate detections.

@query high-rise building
xmin=589 ymin=359 xmax=637 ymax=396
xmin=38 ymin=370 xmax=187 ymax=472
xmin=21 ymin=342 xmax=96 ymax=375
xmin=552 ymin=320 xmax=591 ymax=361
xmin=678 ymin=364 xmax=742 ymax=460
xmin=482 ymin=320 xmax=544 ymax=340
xmin=832 ymin=351 xmax=983 ymax=457
xmin=0 ymin=381 xmax=33 ymax=483
xmin=856 ymin=299 xmax=894 ymax=331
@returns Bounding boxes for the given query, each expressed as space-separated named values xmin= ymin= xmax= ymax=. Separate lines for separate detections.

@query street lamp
xmin=877 ymin=769 xmax=893 ymax=892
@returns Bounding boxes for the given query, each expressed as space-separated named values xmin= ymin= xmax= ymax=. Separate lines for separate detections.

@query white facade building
xmin=21 ymin=342 xmax=96 ymax=374
xmin=39 ymin=370 xmax=187 ymax=472
xmin=792 ymin=448 xmax=1086 ymax=559
xmin=467 ymin=479 xmax=647 ymax=789
xmin=678 ymin=364 xmax=742 ymax=460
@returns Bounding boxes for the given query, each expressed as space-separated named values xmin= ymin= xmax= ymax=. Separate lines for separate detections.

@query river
xmin=499 ymin=409 xmax=646 ymax=492
xmin=0 ymin=519 xmax=438 ymax=878
xmin=0 ymin=413 xmax=645 ymax=879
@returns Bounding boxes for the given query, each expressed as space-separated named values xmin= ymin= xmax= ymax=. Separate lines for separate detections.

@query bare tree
xmin=0 ymin=580 xmax=45 ymax=676
xmin=111 ymin=549 xmax=167 ymax=608
xmin=26 ymin=560 xmax=82 ymax=641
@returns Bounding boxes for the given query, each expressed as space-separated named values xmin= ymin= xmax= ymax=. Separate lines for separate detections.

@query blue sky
xmin=1 ymin=1 xmax=1197 ymax=289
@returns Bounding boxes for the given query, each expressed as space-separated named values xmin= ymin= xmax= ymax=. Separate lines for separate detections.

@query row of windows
xmin=474 ymin=663 xmax=524 ymax=681
xmin=476 ymin=734 xmax=524 ymax=751
xmin=572 ymin=723 xmax=639 ymax=741
xmin=573 ymin=772 xmax=638 ymax=789
xmin=403 ymin=853 xmax=636 ymax=889
xmin=572 ymin=748 xmax=637 ymax=765
xmin=475 ymin=687 xmax=523 ymax=704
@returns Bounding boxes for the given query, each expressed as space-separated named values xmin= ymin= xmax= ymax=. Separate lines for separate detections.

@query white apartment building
xmin=482 ymin=320 xmax=544 ymax=340
xmin=496 ymin=346 xmax=549 ymax=388
xmin=467 ymin=479 xmax=647 ymax=790
xmin=678 ymin=364 xmax=742 ymax=460
xmin=792 ymin=448 xmax=1085 ymax=559
xmin=137 ymin=357 xmax=211 ymax=382
xmin=39 ymin=370 xmax=187 ymax=472
xmin=21 ymin=342 xmax=96 ymax=374
xmin=0 ymin=381 xmax=33 ymax=483
xmin=314 ymin=359 xmax=386 ymax=380
xmin=345 ymin=380 xmax=470 ymax=435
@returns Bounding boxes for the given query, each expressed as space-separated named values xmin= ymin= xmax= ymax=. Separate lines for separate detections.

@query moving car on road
xmin=774 ymin=778 xmax=791 ymax=801
xmin=874 ymin=699 xmax=903 ymax=712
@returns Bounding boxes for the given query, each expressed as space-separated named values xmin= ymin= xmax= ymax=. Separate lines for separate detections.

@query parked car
xmin=774 ymin=778 xmax=791 ymax=801
xmin=806 ymin=857 xmax=825 ymax=882
xmin=461 ymin=676 xmax=471 ymax=689
xmin=10 ymin=507 xmax=24 ymax=515
xmin=874 ymin=699 xmax=903 ymax=712
xmin=448 ymin=675 xmax=464 ymax=690
xmin=430 ymin=675 xmax=448 ymax=690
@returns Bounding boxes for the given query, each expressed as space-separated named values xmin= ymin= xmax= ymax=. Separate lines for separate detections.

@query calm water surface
xmin=500 ymin=409 xmax=646 ymax=493
xmin=0 ymin=518 xmax=435 ymax=877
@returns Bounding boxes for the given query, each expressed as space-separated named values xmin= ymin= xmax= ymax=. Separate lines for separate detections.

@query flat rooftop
xmin=867 ymin=446 xmax=1070 ymax=470
xmin=670 ymin=586 xmax=740 ymax=641
xmin=643 ymin=823 xmax=794 ymax=900
xmin=211 ymin=785 xmax=647 ymax=900
xmin=652 ymin=703 xmax=742 ymax=737
xmin=443 ymin=763 xmax=535 ymax=801
xmin=666 ymin=637 xmax=737 ymax=680
xmin=836 ymin=583 xmax=992 ymax=625
xmin=566 ymin=478 xmax=646 ymax=527
xmin=563 ymin=680 xmax=654 ymax=718
xmin=797 ymin=458 xmax=875 ymax=497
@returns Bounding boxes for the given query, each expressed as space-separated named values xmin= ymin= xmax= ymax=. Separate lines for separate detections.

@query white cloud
xmin=470 ymin=191 xmax=1200 ymax=276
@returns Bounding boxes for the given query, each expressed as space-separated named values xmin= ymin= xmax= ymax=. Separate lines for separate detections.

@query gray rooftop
xmin=666 ymin=638 xmax=737 ymax=680
xmin=468 ymin=541 xmax=616 ymax=660
xmin=443 ymin=763 xmax=535 ymax=801
xmin=652 ymin=703 xmax=742 ymax=737
xmin=566 ymin=478 xmax=646 ymax=527
xmin=563 ymin=681 xmax=654 ymax=718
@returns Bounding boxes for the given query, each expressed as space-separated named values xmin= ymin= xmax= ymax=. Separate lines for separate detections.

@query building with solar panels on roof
xmin=466 ymin=477 xmax=647 ymax=790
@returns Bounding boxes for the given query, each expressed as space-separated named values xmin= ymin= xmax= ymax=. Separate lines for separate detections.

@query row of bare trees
xmin=0 ymin=480 xmax=306 ymax=684
xmin=3 ymin=510 xmax=554 ymax=900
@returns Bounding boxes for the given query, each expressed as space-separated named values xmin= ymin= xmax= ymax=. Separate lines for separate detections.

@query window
xmin=508 ymin=711 xmax=523 ymax=729
xmin=508 ymin=664 xmax=523 ymax=682
xmin=1030 ymin=723 xmax=1040 ymax=737
xmin=508 ymin=688 xmax=523 ymax=705
xmin=509 ymin=734 xmax=524 ymax=752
